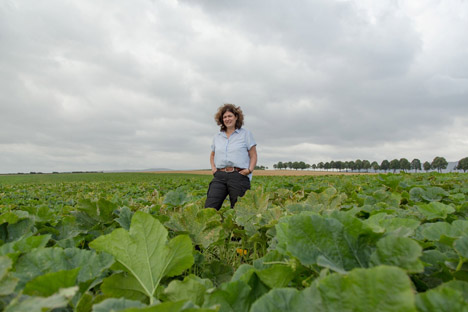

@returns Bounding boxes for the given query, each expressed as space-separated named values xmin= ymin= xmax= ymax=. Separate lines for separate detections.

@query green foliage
xmin=417 ymin=202 xmax=455 ymax=220
xmin=276 ymin=212 xmax=380 ymax=273
xmin=431 ymin=156 xmax=449 ymax=172
xmin=457 ymin=157 xmax=468 ymax=172
xmin=163 ymin=274 xmax=213 ymax=306
xmin=5 ymin=287 xmax=78 ymax=312
xmin=1 ymin=172 xmax=468 ymax=310
xmin=90 ymin=212 xmax=194 ymax=304
xmin=416 ymin=281 xmax=468 ymax=312
xmin=165 ymin=205 xmax=225 ymax=249
xmin=0 ymin=256 xmax=18 ymax=296
xmin=370 ymin=236 xmax=424 ymax=273
xmin=23 ymin=268 xmax=80 ymax=296
xmin=92 ymin=298 xmax=146 ymax=312
xmin=312 ymin=266 xmax=417 ymax=311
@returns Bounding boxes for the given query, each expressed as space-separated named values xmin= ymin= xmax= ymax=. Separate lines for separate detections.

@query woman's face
xmin=223 ymin=111 xmax=237 ymax=129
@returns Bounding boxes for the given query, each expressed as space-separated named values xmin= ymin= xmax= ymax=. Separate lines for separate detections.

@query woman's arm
xmin=248 ymin=145 xmax=257 ymax=172
xmin=210 ymin=151 xmax=217 ymax=174
xmin=239 ymin=145 xmax=257 ymax=175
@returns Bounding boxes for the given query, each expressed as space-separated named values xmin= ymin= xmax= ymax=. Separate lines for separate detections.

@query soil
xmin=148 ymin=170 xmax=376 ymax=176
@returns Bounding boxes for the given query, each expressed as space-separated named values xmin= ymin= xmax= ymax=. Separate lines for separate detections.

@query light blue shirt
xmin=211 ymin=128 xmax=256 ymax=179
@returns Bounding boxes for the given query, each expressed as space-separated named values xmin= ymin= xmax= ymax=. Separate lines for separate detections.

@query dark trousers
xmin=204 ymin=171 xmax=251 ymax=209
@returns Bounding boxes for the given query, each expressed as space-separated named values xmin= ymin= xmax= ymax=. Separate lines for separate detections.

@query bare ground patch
xmin=147 ymin=170 xmax=376 ymax=176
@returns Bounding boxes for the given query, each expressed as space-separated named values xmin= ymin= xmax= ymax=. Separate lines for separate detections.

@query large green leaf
xmin=370 ymin=236 xmax=424 ymax=273
xmin=163 ymin=274 xmax=213 ymax=307
xmin=315 ymin=266 xmax=417 ymax=311
xmin=410 ymin=187 xmax=448 ymax=202
xmin=73 ymin=198 xmax=117 ymax=229
xmin=363 ymin=189 xmax=400 ymax=208
xmin=454 ymin=236 xmax=468 ymax=259
xmin=203 ymin=280 xmax=252 ymax=312
xmin=0 ymin=234 xmax=51 ymax=261
xmin=163 ymin=188 xmax=191 ymax=207
xmin=115 ymin=206 xmax=134 ymax=231
xmin=13 ymin=247 xmax=114 ymax=288
xmin=0 ymin=256 xmax=18 ymax=296
xmin=122 ymin=300 xmax=216 ymax=311
xmin=6 ymin=218 xmax=35 ymax=243
xmin=416 ymin=281 xmax=468 ymax=312
xmin=92 ymin=298 xmax=145 ymax=312
xmin=276 ymin=213 xmax=378 ymax=272
xmin=235 ymin=187 xmax=274 ymax=236
xmin=252 ymin=251 xmax=295 ymax=289
xmin=364 ymin=213 xmax=420 ymax=237
xmin=0 ymin=211 xmax=29 ymax=226
xmin=22 ymin=205 xmax=57 ymax=224
xmin=89 ymin=211 xmax=194 ymax=304
xmin=306 ymin=187 xmax=347 ymax=212
xmin=165 ymin=205 xmax=225 ymax=249
xmin=5 ymin=286 xmax=78 ymax=312
xmin=23 ymin=268 xmax=80 ymax=297
xmin=250 ymin=288 xmax=313 ymax=312
xmin=417 ymin=202 xmax=455 ymax=220
xmin=101 ymin=272 xmax=148 ymax=302
xmin=420 ymin=222 xmax=452 ymax=241
xmin=420 ymin=220 xmax=468 ymax=242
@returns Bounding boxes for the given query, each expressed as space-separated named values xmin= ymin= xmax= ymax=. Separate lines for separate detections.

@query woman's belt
xmin=217 ymin=167 xmax=243 ymax=172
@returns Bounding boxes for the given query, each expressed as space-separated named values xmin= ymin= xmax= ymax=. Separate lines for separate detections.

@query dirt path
xmin=148 ymin=170 xmax=375 ymax=176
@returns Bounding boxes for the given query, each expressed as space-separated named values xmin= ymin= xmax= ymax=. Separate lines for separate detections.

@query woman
xmin=204 ymin=104 xmax=257 ymax=210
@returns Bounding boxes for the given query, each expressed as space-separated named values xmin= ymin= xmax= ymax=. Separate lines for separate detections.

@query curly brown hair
xmin=215 ymin=103 xmax=244 ymax=131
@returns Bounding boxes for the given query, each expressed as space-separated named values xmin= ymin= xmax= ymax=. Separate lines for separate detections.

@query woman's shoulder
xmin=237 ymin=127 xmax=253 ymax=134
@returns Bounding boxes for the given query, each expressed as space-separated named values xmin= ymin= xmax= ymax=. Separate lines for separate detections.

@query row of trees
xmin=273 ymin=156 xmax=468 ymax=173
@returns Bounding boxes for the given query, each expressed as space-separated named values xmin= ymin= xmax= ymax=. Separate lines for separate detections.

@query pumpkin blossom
xmin=236 ymin=248 xmax=248 ymax=256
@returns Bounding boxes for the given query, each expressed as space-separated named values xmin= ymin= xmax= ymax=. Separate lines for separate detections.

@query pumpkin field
xmin=0 ymin=172 xmax=467 ymax=311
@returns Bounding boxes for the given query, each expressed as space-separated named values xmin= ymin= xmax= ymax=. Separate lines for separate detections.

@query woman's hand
xmin=212 ymin=168 xmax=217 ymax=175
xmin=239 ymin=168 xmax=251 ymax=176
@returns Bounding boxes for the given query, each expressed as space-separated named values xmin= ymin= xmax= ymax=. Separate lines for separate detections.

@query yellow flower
xmin=236 ymin=248 xmax=248 ymax=255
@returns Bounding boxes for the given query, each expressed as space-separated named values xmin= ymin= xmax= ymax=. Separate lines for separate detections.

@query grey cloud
xmin=1 ymin=0 xmax=468 ymax=172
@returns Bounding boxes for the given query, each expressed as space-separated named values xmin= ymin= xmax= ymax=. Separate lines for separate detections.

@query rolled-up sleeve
xmin=246 ymin=130 xmax=256 ymax=150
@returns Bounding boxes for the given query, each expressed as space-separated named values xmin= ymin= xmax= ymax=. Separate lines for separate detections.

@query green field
xmin=1 ymin=172 xmax=468 ymax=311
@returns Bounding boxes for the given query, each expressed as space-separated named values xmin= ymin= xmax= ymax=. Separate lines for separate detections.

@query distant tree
xmin=371 ymin=161 xmax=380 ymax=172
xmin=355 ymin=159 xmax=363 ymax=172
xmin=411 ymin=159 xmax=422 ymax=172
xmin=399 ymin=158 xmax=411 ymax=172
xmin=298 ymin=161 xmax=307 ymax=170
xmin=389 ymin=159 xmax=400 ymax=173
xmin=312 ymin=164 xmax=317 ymax=170
xmin=362 ymin=160 xmax=371 ymax=172
xmin=343 ymin=161 xmax=349 ymax=172
xmin=380 ymin=160 xmax=390 ymax=172
xmin=423 ymin=161 xmax=432 ymax=172
xmin=457 ymin=157 xmax=468 ymax=172
xmin=335 ymin=161 xmax=343 ymax=172
xmin=287 ymin=161 xmax=293 ymax=170
xmin=348 ymin=161 xmax=356 ymax=172
xmin=318 ymin=162 xmax=324 ymax=171
xmin=324 ymin=162 xmax=331 ymax=171
xmin=431 ymin=156 xmax=448 ymax=173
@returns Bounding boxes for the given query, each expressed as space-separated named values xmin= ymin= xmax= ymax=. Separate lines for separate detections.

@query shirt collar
xmin=218 ymin=128 xmax=241 ymax=137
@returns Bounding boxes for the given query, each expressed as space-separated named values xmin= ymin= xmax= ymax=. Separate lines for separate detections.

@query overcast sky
xmin=1 ymin=0 xmax=467 ymax=173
